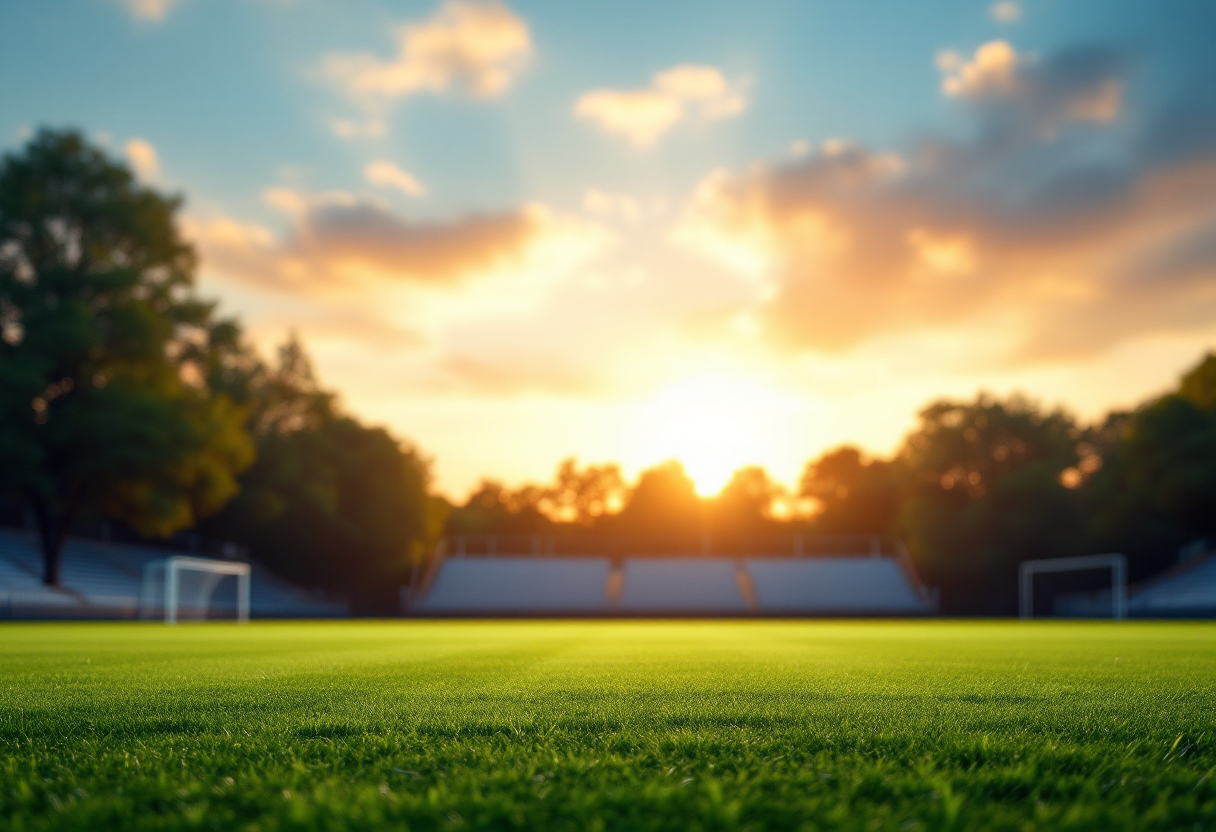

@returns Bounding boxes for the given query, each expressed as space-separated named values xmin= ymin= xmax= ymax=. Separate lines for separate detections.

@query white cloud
xmin=124 ymin=0 xmax=180 ymax=22
xmin=124 ymin=138 xmax=159 ymax=181
xmin=331 ymin=118 xmax=387 ymax=140
xmin=990 ymin=2 xmax=1022 ymax=23
xmin=574 ymin=65 xmax=747 ymax=147
xmin=364 ymin=161 xmax=427 ymax=196
xmin=940 ymin=40 xmax=1021 ymax=99
xmin=323 ymin=0 xmax=531 ymax=103
xmin=582 ymin=189 xmax=641 ymax=223
xmin=653 ymin=65 xmax=747 ymax=119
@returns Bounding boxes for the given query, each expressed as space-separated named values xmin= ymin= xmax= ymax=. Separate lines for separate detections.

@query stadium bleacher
xmin=410 ymin=542 xmax=938 ymax=616
xmin=1053 ymin=552 xmax=1216 ymax=618
xmin=1128 ymin=554 xmax=1216 ymax=617
xmin=747 ymin=556 xmax=932 ymax=614
xmin=417 ymin=556 xmax=611 ymax=614
xmin=617 ymin=558 xmax=750 ymax=613
xmin=0 ymin=528 xmax=346 ymax=619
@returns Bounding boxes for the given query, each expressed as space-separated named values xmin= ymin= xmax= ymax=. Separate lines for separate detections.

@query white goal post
xmin=1019 ymin=554 xmax=1127 ymax=620
xmin=140 ymin=556 xmax=251 ymax=624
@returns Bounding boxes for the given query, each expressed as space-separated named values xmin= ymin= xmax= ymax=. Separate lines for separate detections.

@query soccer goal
xmin=140 ymin=556 xmax=251 ymax=624
xmin=1019 ymin=554 xmax=1127 ymax=620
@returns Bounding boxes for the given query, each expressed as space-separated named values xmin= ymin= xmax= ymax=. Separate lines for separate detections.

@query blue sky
xmin=3 ymin=0 xmax=1215 ymax=497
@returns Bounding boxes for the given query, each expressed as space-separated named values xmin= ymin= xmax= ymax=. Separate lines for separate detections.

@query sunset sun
xmin=641 ymin=375 xmax=799 ymax=496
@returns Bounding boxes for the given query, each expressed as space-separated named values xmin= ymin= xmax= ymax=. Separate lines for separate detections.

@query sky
xmin=2 ymin=0 xmax=1215 ymax=499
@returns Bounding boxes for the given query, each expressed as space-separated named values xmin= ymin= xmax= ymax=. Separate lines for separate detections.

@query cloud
xmin=187 ymin=190 xmax=614 ymax=399
xmin=187 ymin=189 xmax=607 ymax=296
xmin=574 ymin=65 xmax=747 ymax=147
xmin=124 ymin=138 xmax=159 ymax=181
xmin=672 ymin=41 xmax=1216 ymax=362
xmin=990 ymin=2 xmax=1021 ymax=23
xmin=582 ymin=189 xmax=641 ymax=223
xmin=364 ymin=161 xmax=426 ymax=196
xmin=939 ymin=41 xmax=1128 ymax=131
xmin=938 ymin=41 xmax=1020 ymax=99
xmin=323 ymin=0 xmax=530 ymax=104
xmin=331 ymin=118 xmax=387 ymax=140
xmin=124 ymin=0 xmax=179 ymax=22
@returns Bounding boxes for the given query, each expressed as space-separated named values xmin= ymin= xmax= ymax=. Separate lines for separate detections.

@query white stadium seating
xmin=410 ymin=550 xmax=937 ymax=616
xmin=1129 ymin=554 xmax=1216 ymax=616
xmin=617 ymin=558 xmax=749 ymax=613
xmin=747 ymin=557 xmax=932 ymax=614
xmin=416 ymin=556 xmax=611 ymax=614
xmin=0 ymin=529 xmax=346 ymax=619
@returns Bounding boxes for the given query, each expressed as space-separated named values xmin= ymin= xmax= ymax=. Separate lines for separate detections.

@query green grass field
xmin=1 ymin=621 xmax=1214 ymax=831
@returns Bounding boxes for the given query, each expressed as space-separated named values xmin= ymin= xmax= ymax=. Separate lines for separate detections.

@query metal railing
xmin=442 ymin=533 xmax=909 ymax=558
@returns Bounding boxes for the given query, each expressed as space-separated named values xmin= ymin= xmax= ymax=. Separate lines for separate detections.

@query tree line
xmin=2 ymin=129 xmax=1213 ymax=614
xmin=0 ymin=130 xmax=438 ymax=611
xmin=447 ymin=358 xmax=1216 ymax=613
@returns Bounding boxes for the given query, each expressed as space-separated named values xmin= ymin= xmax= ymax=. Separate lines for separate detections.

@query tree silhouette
xmin=799 ymin=447 xmax=900 ymax=536
xmin=896 ymin=394 xmax=1083 ymax=613
xmin=711 ymin=465 xmax=781 ymax=543
xmin=545 ymin=457 xmax=627 ymax=525
xmin=609 ymin=460 xmax=702 ymax=551
xmin=0 ymin=130 xmax=253 ymax=585
xmin=201 ymin=335 xmax=436 ymax=609
xmin=1084 ymin=353 xmax=1216 ymax=580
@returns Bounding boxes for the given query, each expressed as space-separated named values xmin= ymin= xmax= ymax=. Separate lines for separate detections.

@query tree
xmin=711 ymin=465 xmax=781 ymax=542
xmin=896 ymin=394 xmax=1083 ymax=613
xmin=202 ymin=336 xmax=437 ymax=609
xmin=608 ymin=459 xmax=702 ymax=551
xmin=1084 ymin=354 xmax=1216 ymax=580
xmin=799 ymin=446 xmax=900 ymax=536
xmin=1179 ymin=353 xmax=1216 ymax=411
xmin=447 ymin=479 xmax=554 ymax=535
xmin=0 ymin=129 xmax=253 ymax=585
xmin=545 ymin=457 xmax=627 ymax=525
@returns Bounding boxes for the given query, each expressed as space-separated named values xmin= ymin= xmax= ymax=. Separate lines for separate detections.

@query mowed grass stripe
xmin=1 ymin=621 xmax=1213 ymax=831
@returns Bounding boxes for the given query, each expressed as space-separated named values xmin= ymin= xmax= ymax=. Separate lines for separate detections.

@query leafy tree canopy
xmin=896 ymin=394 xmax=1083 ymax=613
xmin=0 ymin=129 xmax=253 ymax=585
xmin=201 ymin=335 xmax=438 ymax=610
xmin=799 ymin=446 xmax=900 ymax=536
xmin=1085 ymin=353 xmax=1216 ymax=579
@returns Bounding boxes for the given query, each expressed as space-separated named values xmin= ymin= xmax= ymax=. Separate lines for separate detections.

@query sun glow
xmin=639 ymin=374 xmax=804 ymax=496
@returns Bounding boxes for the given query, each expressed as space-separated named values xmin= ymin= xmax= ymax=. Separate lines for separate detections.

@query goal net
xmin=1019 ymin=554 xmax=1127 ymax=620
xmin=140 ymin=556 xmax=251 ymax=623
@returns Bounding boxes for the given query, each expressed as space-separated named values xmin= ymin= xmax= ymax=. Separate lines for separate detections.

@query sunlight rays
xmin=638 ymin=374 xmax=807 ymax=496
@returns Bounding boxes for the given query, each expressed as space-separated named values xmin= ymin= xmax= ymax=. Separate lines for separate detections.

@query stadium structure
xmin=405 ymin=534 xmax=939 ymax=616
xmin=4 ymin=523 xmax=1214 ymax=619
xmin=1053 ymin=544 xmax=1216 ymax=619
xmin=0 ymin=528 xmax=345 ymax=620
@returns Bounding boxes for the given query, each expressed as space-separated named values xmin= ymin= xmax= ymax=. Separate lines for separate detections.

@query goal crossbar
xmin=1019 ymin=553 xmax=1127 ymax=620
xmin=141 ymin=555 xmax=251 ymax=624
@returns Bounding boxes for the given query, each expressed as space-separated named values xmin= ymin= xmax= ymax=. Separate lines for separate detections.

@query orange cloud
xmin=324 ymin=0 xmax=531 ymax=102
xmin=939 ymin=41 xmax=1126 ymax=128
xmin=575 ymin=65 xmax=747 ymax=147
xmin=187 ymin=190 xmax=606 ymax=297
xmin=940 ymin=41 xmax=1020 ymax=99
xmin=673 ymin=44 xmax=1216 ymax=362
